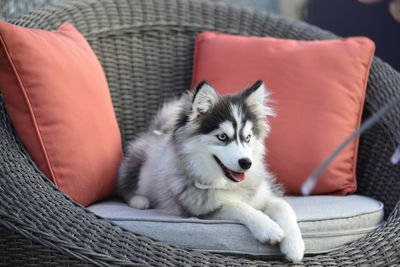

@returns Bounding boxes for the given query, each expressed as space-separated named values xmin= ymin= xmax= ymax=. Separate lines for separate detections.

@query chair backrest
xmin=11 ymin=0 xmax=339 ymax=145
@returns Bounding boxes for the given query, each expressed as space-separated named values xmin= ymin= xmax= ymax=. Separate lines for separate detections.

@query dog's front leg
xmin=264 ymin=197 xmax=304 ymax=262
xmin=211 ymin=200 xmax=284 ymax=245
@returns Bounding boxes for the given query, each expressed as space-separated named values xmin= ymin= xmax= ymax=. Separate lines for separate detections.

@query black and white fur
xmin=116 ymin=81 xmax=304 ymax=262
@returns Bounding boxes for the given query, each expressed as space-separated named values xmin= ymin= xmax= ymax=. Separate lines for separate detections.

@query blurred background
xmin=1 ymin=0 xmax=399 ymax=71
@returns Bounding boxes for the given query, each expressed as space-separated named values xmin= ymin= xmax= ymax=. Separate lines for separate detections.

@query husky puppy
xmin=116 ymin=81 xmax=305 ymax=262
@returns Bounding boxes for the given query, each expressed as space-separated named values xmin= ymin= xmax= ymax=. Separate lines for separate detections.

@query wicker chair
xmin=1 ymin=0 xmax=400 ymax=266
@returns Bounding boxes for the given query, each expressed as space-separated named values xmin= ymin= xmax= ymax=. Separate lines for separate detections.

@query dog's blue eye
xmin=217 ymin=133 xmax=228 ymax=142
xmin=245 ymin=134 xmax=251 ymax=143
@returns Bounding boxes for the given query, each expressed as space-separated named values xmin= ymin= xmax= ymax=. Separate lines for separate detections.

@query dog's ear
xmin=243 ymin=80 xmax=275 ymax=117
xmin=191 ymin=81 xmax=219 ymax=118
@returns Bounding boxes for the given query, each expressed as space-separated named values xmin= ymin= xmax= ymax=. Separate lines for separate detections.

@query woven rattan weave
xmin=1 ymin=0 xmax=400 ymax=266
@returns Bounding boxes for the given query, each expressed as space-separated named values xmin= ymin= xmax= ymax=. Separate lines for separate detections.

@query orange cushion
xmin=192 ymin=32 xmax=375 ymax=195
xmin=0 ymin=21 xmax=122 ymax=206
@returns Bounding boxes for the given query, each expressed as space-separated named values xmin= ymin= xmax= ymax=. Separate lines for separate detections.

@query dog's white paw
xmin=128 ymin=195 xmax=150 ymax=209
xmin=250 ymin=212 xmax=284 ymax=245
xmin=280 ymin=233 xmax=305 ymax=262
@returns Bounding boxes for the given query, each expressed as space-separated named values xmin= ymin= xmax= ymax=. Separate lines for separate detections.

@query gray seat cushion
xmin=88 ymin=195 xmax=384 ymax=258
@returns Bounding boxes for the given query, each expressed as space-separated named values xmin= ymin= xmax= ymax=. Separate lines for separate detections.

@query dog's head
xmin=174 ymin=80 xmax=274 ymax=185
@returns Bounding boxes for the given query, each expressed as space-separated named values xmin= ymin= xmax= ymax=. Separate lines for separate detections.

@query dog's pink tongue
xmin=231 ymin=172 xmax=245 ymax=182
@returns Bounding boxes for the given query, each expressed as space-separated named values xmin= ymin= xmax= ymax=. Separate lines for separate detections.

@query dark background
xmin=308 ymin=0 xmax=400 ymax=71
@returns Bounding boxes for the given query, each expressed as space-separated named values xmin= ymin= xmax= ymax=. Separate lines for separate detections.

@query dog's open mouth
xmin=213 ymin=155 xmax=245 ymax=182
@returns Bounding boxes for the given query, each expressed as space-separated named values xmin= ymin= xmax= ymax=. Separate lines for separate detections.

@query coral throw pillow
xmin=0 ymin=21 xmax=122 ymax=206
xmin=192 ymin=32 xmax=375 ymax=195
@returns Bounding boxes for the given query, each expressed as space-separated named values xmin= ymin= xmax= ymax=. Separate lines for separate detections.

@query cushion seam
xmin=297 ymin=206 xmax=383 ymax=223
xmin=104 ymin=208 xmax=382 ymax=224
xmin=300 ymin=226 xmax=379 ymax=237
xmin=349 ymin=38 xmax=376 ymax=193
xmin=0 ymin=33 xmax=59 ymax=187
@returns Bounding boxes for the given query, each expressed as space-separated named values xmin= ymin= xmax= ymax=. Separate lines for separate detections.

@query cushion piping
xmin=103 ymin=203 xmax=383 ymax=224
xmin=347 ymin=38 xmax=376 ymax=194
xmin=0 ymin=33 xmax=58 ymax=186
xmin=297 ymin=203 xmax=383 ymax=222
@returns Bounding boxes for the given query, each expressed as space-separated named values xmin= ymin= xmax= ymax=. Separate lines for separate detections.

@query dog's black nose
xmin=238 ymin=158 xmax=252 ymax=170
